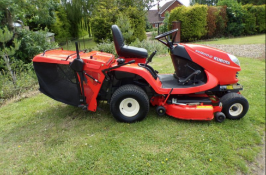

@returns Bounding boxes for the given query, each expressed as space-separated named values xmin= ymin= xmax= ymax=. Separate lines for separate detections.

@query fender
xmin=112 ymin=63 xmax=218 ymax=94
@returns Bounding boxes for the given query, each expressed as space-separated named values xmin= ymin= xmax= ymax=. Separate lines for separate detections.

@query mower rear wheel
xmin=110 ymin=84 xmax=149 ymax=123
xmin=220 ymin=93 xmax=249 ymax=120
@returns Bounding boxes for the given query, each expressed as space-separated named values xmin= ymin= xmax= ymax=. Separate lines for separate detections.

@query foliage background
xmin=169 ymin=1 xmax=265 ymax=41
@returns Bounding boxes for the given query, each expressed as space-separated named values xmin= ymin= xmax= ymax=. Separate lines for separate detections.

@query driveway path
xmin=203 ymin=44 xmax=265 ymax=59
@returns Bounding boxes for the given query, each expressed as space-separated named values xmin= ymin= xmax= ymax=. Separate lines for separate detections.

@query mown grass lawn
xmin=195 ymin=34 xmax=265 ymax=45
xmin=0 ymin=35 xmax=265 ymax=174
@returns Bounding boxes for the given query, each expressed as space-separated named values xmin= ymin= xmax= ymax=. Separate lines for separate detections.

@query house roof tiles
xmin=148 ymin=10 xmax=164 ymax=24
xmin=147 ymin=0 xmax=183 ymax=24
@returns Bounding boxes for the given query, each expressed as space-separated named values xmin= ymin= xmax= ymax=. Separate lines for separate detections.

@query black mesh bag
xmin=33 ymin=62 xmax=81 ymax=106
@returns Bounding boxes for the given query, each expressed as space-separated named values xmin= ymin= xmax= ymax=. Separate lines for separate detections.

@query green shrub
xmin=0 ymin=62 xmax=37 ymax=101
xmin=169 ymin=4 xmax=208 ymax=41
xmin=159 ymin=11 xmax=170 ymax=34
xmin=94 ymin=40 xmax=117 ymax=56
xmin=218 ymin=0 xmax=246 ymax=36
xmin=245 ymin=4 xmax=266 ymax=33
xmin=254 ymin=5 xmax=266 ymax=33
xmin=131 ymin=39 xmax=168 ymax=55
xmin=94 ymin=39 xmax=168 ymax=57
xmin=15 ymin=29 xmax=58 ymax=63
xmin=116 ymin=14 xmax=134 ymax=44
xmin=243 ymin=12 xmax=256 ymax=35
xmin=145 ymin=17 xmax=153 ymax=32
xmin=124 ymin=6 xmax=147 ymax=42
xmin=215 ymin=6 xmax=228 ymax=37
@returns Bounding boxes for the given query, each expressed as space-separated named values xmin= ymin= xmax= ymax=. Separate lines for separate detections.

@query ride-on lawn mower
xmin=33 ymin=25 xmax=249 ymax=123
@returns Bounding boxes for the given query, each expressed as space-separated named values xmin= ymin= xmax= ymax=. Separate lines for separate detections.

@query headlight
xmin=228 ymin=54 xmax=240 ymax=66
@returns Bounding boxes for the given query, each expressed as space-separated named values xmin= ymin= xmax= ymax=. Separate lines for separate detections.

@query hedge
xmin=206 ymin=6 xmax=219 ymax=38
xmin=214 ymin=6 xmax=228 ymax=37
xmin=168 ymin=4 xmax=208 ymax=42
xmin=168 ymin=2 xmax=265 ymax=41
xmin=244 ymin=4 xmax=266 ymax=33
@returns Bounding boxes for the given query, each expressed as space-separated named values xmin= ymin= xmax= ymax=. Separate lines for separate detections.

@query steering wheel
xmin=155 ymin=28 xmax=178 ymax=40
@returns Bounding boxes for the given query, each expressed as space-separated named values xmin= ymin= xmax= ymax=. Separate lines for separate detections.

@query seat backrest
xmin=111 ymin=25 xmax=124 ymax=56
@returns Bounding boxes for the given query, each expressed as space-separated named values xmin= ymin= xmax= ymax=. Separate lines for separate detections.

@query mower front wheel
xmin=110 ymin=85 xmax=149 ymax=123
xmin=156 ymin=106 xmax=166 ymax=116
xmin=214 ymin=112 xmax=226 ymax=123
xmin=220 ymin=93 xmax=249 ymax=120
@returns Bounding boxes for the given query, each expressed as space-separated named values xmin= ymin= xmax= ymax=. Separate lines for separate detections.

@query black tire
xmin=220 ymin=93 xmax=249 ymax=120
xmin=156 ymin=106 xmax=166 ymax=116
xmin=110 ymin=84 xmax=149 ymax=123
xmin=214 ymin=112 xmax=226 ymax=123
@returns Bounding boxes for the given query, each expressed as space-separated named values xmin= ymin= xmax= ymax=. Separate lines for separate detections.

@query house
xmin=147 ymin=0 xmax=183 ymax=27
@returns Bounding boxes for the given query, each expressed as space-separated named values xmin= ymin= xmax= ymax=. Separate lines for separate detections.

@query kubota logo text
xmin=196 ymin=50 xmax=230 ymax=65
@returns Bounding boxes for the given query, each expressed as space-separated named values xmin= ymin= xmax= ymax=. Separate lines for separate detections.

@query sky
xmin=150 ymin=0 xmax=190 ymax=10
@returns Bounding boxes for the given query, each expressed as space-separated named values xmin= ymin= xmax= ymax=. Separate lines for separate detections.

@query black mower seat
xmin=111 ymin=25 xmax=148 ymax=59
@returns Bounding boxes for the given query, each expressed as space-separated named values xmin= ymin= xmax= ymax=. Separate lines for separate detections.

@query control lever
xmin=145 ymin=51 xmax=157 ymax=66
xmin=83 ymin=71 xmax=101 ymax=84
xmin=179 ymin=70 xmax=201 ymax=85
xmin=75 ymin=42 xmax=80 ymax=60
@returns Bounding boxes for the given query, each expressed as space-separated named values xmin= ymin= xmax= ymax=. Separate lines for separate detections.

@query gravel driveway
xmin=203 ymin=44 xmax=265 ymax=59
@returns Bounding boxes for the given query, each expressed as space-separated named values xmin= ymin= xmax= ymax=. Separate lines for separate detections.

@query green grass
xmin=0 ymin=55 xmax=265 ymax=174
xmin=195 ymin=34 xmax=265 ymax=45
xmin=0 ymin=35 xmax=265 ymax=174
xmin=61 ymin=37 xmax=97 ymax=51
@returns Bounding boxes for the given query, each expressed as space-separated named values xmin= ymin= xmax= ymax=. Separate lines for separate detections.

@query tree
xmin=0 ymin=0 xmax=60 ymax=30
xmin=124 ymin=6 xmax=147 ymax=42
xmin=0 ymin=0 xmax=18 ymax=29
xmin=91 ymin=0 xmax=119 ymax=43
xmin=11 ymin=0 xmax=58 ymax=30
xmin=50 ymin=6 xmax=72 ymax=42
xmin=191 ymin=0 xmax=219 ymax=6
xmin=62 ymin=0 xmax=96 ymax=38
xmin=237 ymin=0 xmax=265 ymax=5
xmin=116 ymin=14 xmax=134 ymax=44
xmin=117 ymin=0 xmax=155 ymax=11
xmin=91 ymin=0 xmax=148 ymax=43
xmin=0 ymin=26 xmax=20 ymax=87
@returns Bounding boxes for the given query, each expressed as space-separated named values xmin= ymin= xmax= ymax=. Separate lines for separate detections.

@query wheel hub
xmin=229 ymin=103 xmax=243 ymax=116
xmin=232 ymin=106 xmax=238 ymax=111
xmin=119 ymin=98 xmax=140 ymax=117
